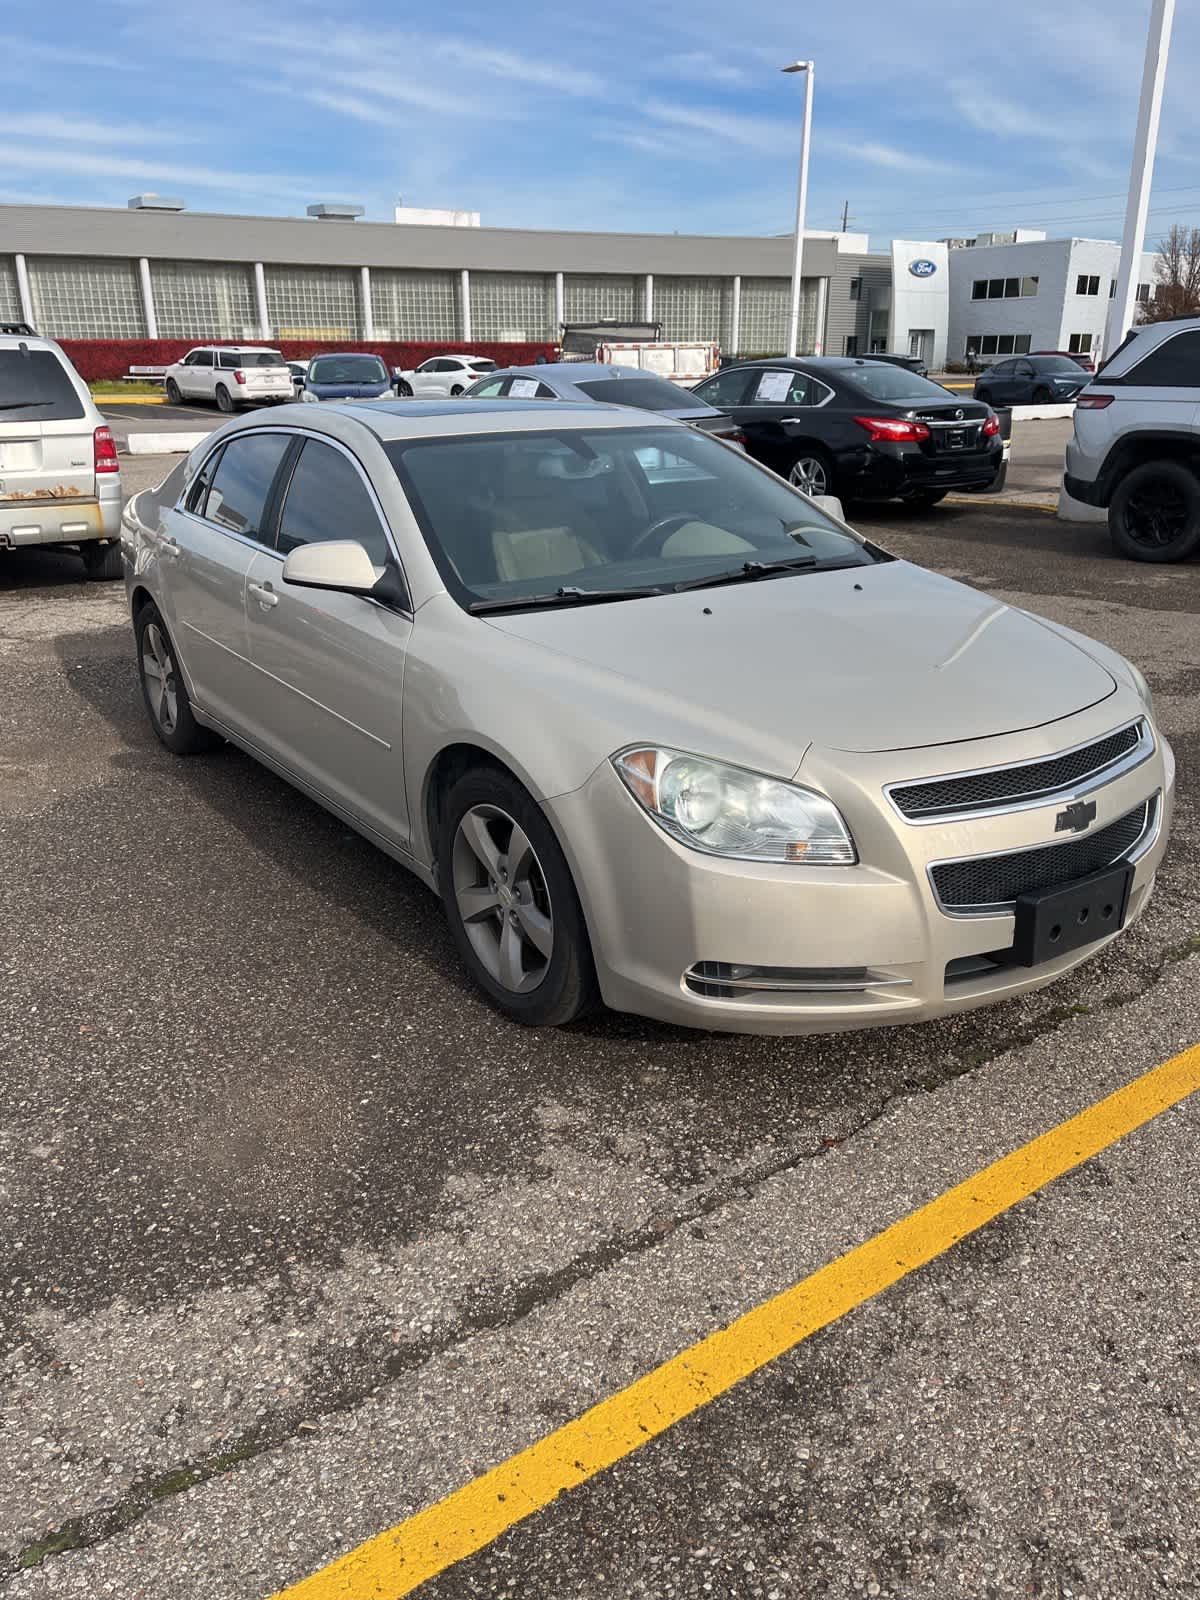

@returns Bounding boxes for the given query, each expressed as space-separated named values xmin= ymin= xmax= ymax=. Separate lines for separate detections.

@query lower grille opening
xmin=685 ymin=962 xmax=908 ymax=1000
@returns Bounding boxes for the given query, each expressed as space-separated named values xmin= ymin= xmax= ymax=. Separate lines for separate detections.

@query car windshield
xmin=1032 ymin=356 xmax=1086 ymax=375
xmin=242 ymin=351 xmax=285 ymax=367
xmin=309 ymin=355 xmax=388 ymax=384
xmin=574 ymin=376 xmax=701 ymax=412
xmin=0 ymin=349 xmax=85 ymax=421
xmin=841 ymin=365 xmax=954 ymax=404
xmin=386 ymin=425 xmax=883 ymax=611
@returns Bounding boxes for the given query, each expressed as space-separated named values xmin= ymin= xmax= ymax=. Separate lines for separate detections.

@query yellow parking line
xmin=274 ymin=1041 xmax=1200 ymax=1600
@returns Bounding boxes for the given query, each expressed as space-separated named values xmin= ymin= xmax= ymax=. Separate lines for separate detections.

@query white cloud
xmin=827 ymin=138 xmax=962 ymax=175
xmin=0 ymin=145 xmax=328 ymax=201
xmin=0 ymin=112 xmax=189 ymax=146
xmin=662 ymin=50 xmax=750 ymax=87
xmin=643 ymin=99 xmax=787 ymax=152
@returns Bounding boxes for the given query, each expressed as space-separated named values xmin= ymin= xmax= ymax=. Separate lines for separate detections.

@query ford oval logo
xmin=909 ymin=258 xmax=937 ymax=278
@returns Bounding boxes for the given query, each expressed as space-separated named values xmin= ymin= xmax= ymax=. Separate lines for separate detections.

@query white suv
xmin=164 ymin=346 xmax=293 ymax=412
xmin=393 ymin=354 xmax=497 ymax=397
xmin=0 ymin=322 xmax=123 ymax=580
xmin=1065 ymin=315 xmax=1200 ymax=562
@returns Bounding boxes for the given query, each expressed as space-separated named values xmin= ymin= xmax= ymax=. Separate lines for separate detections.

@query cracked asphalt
xmin=0 ymin=456 xmax=1197 ymax=1598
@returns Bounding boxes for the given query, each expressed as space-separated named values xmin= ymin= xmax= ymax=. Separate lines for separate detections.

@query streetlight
xmin=1106 ymin=0 xmax=1176 ymax=354
xmin=782 ymin=59 xmax=814 ymax=359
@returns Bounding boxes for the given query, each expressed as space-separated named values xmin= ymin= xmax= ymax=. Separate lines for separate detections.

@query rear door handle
xmin=248 ymin=581 xmax=278 ymax=610
xmin=159 ymin=535 xmax=181 ymax=559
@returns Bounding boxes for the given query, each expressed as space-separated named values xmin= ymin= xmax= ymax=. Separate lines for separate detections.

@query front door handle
xmin=248 ymin=581 xmax=278 ymax=610
xmin=157 ymin=534 xmax=181 ymax=559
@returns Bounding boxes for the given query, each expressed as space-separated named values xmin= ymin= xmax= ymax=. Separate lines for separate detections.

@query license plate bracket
xmin=1011 ymin=862 xmax=1134 ymax=967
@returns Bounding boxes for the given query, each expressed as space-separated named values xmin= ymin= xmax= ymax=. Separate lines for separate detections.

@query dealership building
xmin=0 ymin=200 xmax=1160 ymax=368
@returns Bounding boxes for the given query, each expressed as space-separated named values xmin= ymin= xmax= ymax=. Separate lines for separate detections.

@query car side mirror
xmin=282 ymin=540 xmax=381 ymax=595
xmin=812 ymin=493 xmax=846 ymax=522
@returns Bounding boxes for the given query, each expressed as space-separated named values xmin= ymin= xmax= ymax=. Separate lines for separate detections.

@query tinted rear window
xmin=840 ymin=365 xmax=955 ymax=404
xmin=1031 ymin=356 xmax=1086 ymax=375
xmin=466 ymin=359 xmax=497 ymax=371
xmin=1123 ymin=329 xmax=1200 ymax=387
xmin=242 ymin=351 xmax=286 ymax=367
xmin=574 ymin=377 xmax=700 ymax=412
xmin=0 ymin=348 xmax=85 ymax=422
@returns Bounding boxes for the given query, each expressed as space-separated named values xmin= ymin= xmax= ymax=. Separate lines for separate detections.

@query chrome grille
xmin=891 ymin=723 xmax=1145 ymax=820
xmin=930 ymin=800 xmax=1151 ymax=913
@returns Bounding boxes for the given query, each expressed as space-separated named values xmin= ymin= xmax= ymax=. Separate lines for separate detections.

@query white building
xmin=943 ymin=231 xmax=1158 ymax=364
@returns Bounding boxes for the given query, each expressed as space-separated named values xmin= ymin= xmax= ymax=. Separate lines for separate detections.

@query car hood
xmin=486 ymin=560 xmax=1116 ymax=768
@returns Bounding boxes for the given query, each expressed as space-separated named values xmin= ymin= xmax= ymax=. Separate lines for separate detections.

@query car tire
xmin=450 ymin=384 xmax=465 ymax=396
xmin=164 ymin=378 xmax=182 ymax=405
xmin=215 ymin=384 xmax=236 ymax=414
xmin=135 ymin=602 xmax=221 ymax=755
xmin=1032 ymin=386 xmax=1052 ymax=404
xmin=438 ymin=766 xmax=599 ymax=1028
xmin=1108 ymin=460 xmax=1200 ymax=563
xmin=80 ymin=541 xmax=123 ymax=581
xmin=396 ymin=380 xmax=412 ymax=398
xmin=787 ymin=448 xmax=834 ymax=498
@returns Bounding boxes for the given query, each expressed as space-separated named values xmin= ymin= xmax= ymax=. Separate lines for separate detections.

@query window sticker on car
xmin=509 ymin=377 xmax=540 ymax=398
xmin=754 ymin=370 xmax=793 ymax=403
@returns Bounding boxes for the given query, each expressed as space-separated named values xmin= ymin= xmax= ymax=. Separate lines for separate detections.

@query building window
xmin=844 ymin=334 xmax=859 ymax=356
xmin=972 ymin=276 xmax=1038 ymax=300
xmin=967 ymin=333 xmax=1032 ymax=357
xmin=738 ymin=276 xmax=816 ymax=354
xmin=151 ymin=260 xmax=258 ymax=339
xmin=1075 ymin=274 xmax=1101 ymax=296
xmin=653 ymin=275 xmax=732 ymax=343
xmin=848 ymin=277 xmax=862 ymax=301
xmin=562 ymin=274 xmax=640 ymax=324
xmin=1136 ymin=282 xmax=1152 ymax=303
xmin=1067 ymin=332 xmax=1094 ymax=354
xmin=264 ymin=264 xmax=360 ymax=338
xmin=371 ymin=269 xmax=458 ymax=340
xmin=470 ymin=271 xmax=555 ymax=340
xmin=27 ymin=255 xmax=147 ymax=338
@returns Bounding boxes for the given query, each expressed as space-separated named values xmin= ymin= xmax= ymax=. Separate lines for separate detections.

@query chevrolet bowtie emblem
xmin=1055 ymin=800 xmax=1097 ymax=833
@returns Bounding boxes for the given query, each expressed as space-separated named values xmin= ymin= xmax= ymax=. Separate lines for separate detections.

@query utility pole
xmin=782 ymin=60 xmax=814 ymax=359
xmin=840 ymin=200 xmax=849 ymax=233
xmin=1107 ymin=0 xmax=1176 ymax=354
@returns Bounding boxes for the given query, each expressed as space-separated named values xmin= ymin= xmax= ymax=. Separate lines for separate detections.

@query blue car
xmin=300 ymin=352 xmax=392 ymax=403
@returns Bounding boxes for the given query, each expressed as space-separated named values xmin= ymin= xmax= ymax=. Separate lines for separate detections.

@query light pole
xmin=1106 ymin=0 xmax=1176 ymax=355
xmin=782 ymin=59 xmax=814 ymax=358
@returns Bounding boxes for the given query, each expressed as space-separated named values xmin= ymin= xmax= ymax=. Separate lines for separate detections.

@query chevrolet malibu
xmin=121 ymin=400 xmax=1174 ymax=1033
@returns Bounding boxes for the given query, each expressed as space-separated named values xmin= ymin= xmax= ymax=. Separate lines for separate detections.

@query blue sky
xmin=4 ymin=0 xmax=1200 ymax=250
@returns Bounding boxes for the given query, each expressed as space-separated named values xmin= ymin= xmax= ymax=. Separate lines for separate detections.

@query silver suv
xmin=0 ymin=322 xmax=123 ymax=579
xmin=1065 ymin=316 xmax=1200 ymax=562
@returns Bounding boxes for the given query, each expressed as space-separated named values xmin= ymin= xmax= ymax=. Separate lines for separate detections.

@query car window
xmin=243 ymin=351 xmax=285 ymax=367
xmin=0 ymin=348 xmax=86 ymax=422
xmin=747 ymin=368 xmax=812 ymax=405
xmin=574 ymin=376 xmax=697 ymax=411
xmin=184 ymin=445 xmax=223 ymax=514
xmin=202 ymin=432 xmax=291 ymax=543
xmin=1030 ymin=356 xmax=1084 ymax=374
xmin=193 ymin=350 xmax=214 ymax=368
xmin=416 ymin=359 xmax=439 ymax=373
xmin=466 ymin=359 xmax=497 ymax=372
xmin=276 ymin=438 xmax=393 ymax=568
xmin=386 ymin=425 xmax=881 ymax=610
xmin=218 ymin=351 xmax=240 ymax=369
xmin=693 ymin=369 xmax=753 ymax=406
xmin=842 ymin=365 xmax=954 ymax=403
xmin=469 ymin=377 xmax=509 ymax=397
xmin=1124 ymin=330 xmax=1200 ymax=387
xmin=991 ymin=360 xmax=1015 ymax=376
xmin=180 ymin=351 xmax=199 ymax=366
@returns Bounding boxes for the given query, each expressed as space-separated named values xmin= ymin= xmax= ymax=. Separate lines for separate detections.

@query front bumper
xmin=547 ymin=703 xmax=1173 ymax=1035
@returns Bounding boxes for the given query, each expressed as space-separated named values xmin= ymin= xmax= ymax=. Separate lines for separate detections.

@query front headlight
xmin=1128 ymin=660 xmax=1156 ymax=719
xmin=613 ymin=747 xmax=856 ymax=865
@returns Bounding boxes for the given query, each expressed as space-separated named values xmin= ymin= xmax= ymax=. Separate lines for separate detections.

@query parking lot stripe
xmin=274 ymin=1040 xmax=1200 ymax=1600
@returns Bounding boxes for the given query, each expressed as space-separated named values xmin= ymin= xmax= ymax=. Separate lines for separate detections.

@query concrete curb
xmin=94 ymin=394 xmax=165 ymax=405
xmin=1008 ymin=402 xmax=1077 ymax=421
xmin=124 ymin=432 xmax=208 ymax=455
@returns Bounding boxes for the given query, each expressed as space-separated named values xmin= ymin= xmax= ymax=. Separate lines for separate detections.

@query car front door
xmin=721 ymin=367 xmax=829 ymax=479
xmin=985 ymin=359 xmax=1015 ymax=403
xmin=173 ymin=351 xmax=200 ymax=397
xmin=241 ymin=435 xmax=413 ymax=851
xmin=191 ymin=348 xmax=217 ymax=402
xmin=159 ymin=430 xmax=293 ymax=730
xmin=1011 ymin=359 xmax=1035 ymax=401
xmin=411 ymin=359 xmax=447 ymax=397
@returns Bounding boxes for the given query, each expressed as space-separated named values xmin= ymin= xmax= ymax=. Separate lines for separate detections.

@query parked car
xmin=973 ymin=354 xmax=1090 ymax=407
xmin=300 ymin=352 xmax=392 ymax=403
xmin=860 ymin=351 xmax=929 ymax=380
xmin=0 ymin=321 xmax=122 ymax=579
xmin=1065 ymin=314 xmax=1200 ymax=561
xmin=461 ymin=361 xmax=745 ymax=444
xmin=691 ymin=357 xmax=1001 ymax=504
xmin=122 ymin=399 xmax=1171 ymax=1033
xmin=164 ymin=346 xmax=293 ymax=412
xmin=394 ymin=355 xmax=497 ymax=398
xmin=1032 ymin=349 xmax=1097 ymax=374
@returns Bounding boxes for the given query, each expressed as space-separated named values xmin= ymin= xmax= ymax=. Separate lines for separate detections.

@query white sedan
xmin=394 ymin=354 xmax=497 ymax=398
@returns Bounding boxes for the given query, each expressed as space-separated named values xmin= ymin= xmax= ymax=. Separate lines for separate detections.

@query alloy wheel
xmin=141 ymin=622 xmax=179 ymax=734
xmin=788 ymin=455 xmax=829 ymax=496
xmin=452 ymin=804 xmax=554 ymax=993
xmin=1122 ymin=478 xmax=1190 ymax=551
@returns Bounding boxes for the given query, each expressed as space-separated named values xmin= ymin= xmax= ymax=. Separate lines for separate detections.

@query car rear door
xmin=162 ymin=430 xmax=293 ymax=729
xmin=727 ymin=367 xmax=831 ymax=475
xmin=1105 ymin=326 xmax=1200 ymax=442
xmin=0 ymin=345 xmax=97 ymax=510
xmin=241 ymin=435 xmax=413 ymax=851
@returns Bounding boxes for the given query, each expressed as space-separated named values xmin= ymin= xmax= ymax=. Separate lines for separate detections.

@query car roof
xmin=723 ymin=355 xmax=890 ymax=373
xmin=247 ymin=398 xmax=689 ymax=442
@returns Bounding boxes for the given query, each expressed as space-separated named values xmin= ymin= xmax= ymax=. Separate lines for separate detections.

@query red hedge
xmin=60 ymin=338 xmax=559 ymax=382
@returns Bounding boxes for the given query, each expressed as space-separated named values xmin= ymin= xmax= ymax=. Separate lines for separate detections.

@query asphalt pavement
xmin=0 ymin=477 xmax=1196 ymax=1598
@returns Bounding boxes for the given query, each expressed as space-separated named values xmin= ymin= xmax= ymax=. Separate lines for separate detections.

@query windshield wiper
xmin=672 ymin=554 xmax=818 ymax=592
xmin=468 ymin=584 xmax=665 ymax=614
xmin=0 ymin=400 xmax=52 ymax=410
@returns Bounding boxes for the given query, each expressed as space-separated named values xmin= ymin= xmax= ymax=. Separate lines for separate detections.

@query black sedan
xmin=691 ymin=357 xmax=1001 ymax=505
xmin=973 ymin=354 xmax=1090 ymax=406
